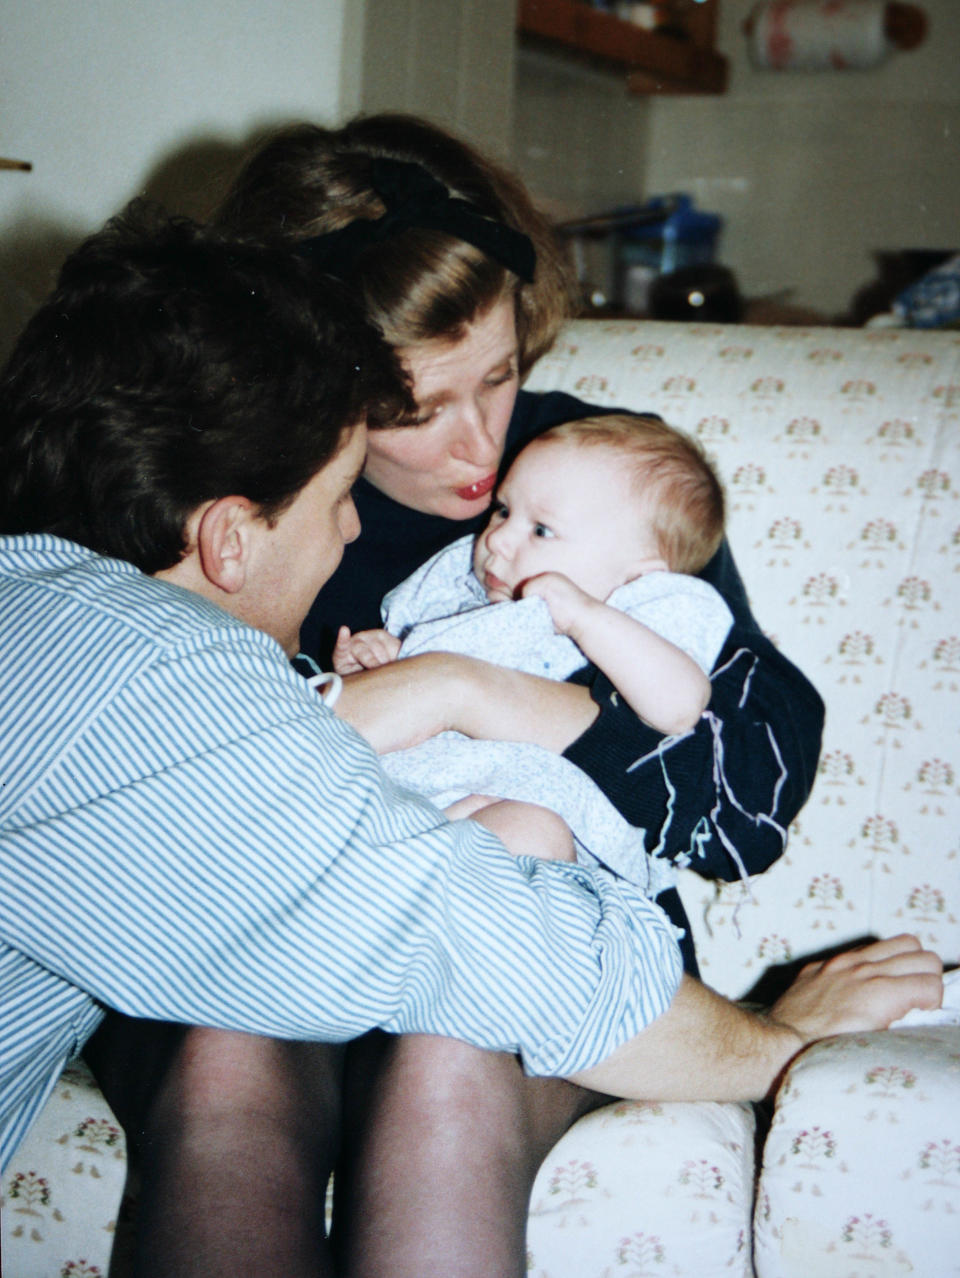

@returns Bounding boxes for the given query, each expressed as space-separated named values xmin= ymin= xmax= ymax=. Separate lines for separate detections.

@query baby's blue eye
xmin=533 ymin=522 xmax=553 ymax=538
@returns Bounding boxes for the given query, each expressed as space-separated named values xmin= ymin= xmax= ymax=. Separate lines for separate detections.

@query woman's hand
xmin=334 ymin=651 xmax=598 ymax=755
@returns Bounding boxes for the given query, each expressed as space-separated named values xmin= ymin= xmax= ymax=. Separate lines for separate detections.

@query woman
xmin=217 ymin=112 xmax=824 ymax=1268
xmin=91 ymin=114 xmax=825 ymax=1277
xmin=215 ymin=112 xmax=824 ymax=962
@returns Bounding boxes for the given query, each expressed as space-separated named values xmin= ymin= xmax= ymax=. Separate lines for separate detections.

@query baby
xmin=334 ymin=414 xmax=732 ymax=892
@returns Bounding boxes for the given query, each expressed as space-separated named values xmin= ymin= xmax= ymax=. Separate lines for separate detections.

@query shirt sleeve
xmin=1 ymin=635 xmax=682 ymax=1079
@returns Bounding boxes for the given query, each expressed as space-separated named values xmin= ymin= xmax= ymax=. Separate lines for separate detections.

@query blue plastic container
xmin=620 ymin=194 xmax=721 ymax=272
xmin=616 ymin=194 xmax=722 ymax=313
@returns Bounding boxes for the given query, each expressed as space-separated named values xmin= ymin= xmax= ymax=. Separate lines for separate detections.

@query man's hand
xmin=769 ymin=933 xmax=943 ymax=1041
xmin=332 ymin=625 xmax=401 ymax=675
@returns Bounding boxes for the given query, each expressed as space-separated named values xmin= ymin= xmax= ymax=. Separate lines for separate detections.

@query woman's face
xmin=362 ymin=298 xmax=520 ymax=520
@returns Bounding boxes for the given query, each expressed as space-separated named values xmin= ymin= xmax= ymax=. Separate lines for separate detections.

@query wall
xmin=7 ymin=2 xmax=953 ymax=331
xmin=643 ymin=0 xmax=960 ymax=316
xmin=512 ymin=52 xmax=651 ymax=221
xmin=359 ymin=0 xmax=517 ymax=161
xmin=0 ymin=0 xmax=359 ymax=353
xmin=511 ymin=50 xmax=653 ymax=309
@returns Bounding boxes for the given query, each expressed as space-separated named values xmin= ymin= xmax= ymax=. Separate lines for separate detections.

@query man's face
xmin=250 ymin=422 xmax=367 ymax=654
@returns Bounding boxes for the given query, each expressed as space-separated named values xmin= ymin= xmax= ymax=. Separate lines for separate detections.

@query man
xmin=0 ymin=205 xmax=941 ymax=1276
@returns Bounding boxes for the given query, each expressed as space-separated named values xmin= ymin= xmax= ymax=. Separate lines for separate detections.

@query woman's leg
xmin=336 ymin=1032 xmax=606 ymax=1278
xmin=87 ymin=1016 xmax=341 ymax=1278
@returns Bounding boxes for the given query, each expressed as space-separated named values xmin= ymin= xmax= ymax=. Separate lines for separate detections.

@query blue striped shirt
xmin=0 ymin=536 xmax=682 ymax=1170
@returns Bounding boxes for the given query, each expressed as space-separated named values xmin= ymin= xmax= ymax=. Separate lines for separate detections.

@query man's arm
xmin=333 ymin=621 xmax=821 ymax=889
xmin=335 ymin=651 xmax=599 ymax=753
xmin=573 ymin=935 xmax=943 ymax=1102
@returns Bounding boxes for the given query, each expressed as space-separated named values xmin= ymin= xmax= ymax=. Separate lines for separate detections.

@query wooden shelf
xmin=517 ymin=0 xmax=727 ymax=95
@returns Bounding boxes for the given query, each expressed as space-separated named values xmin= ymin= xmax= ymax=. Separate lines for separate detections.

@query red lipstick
xmin=455 ymin=473 xmax=497 ymax=502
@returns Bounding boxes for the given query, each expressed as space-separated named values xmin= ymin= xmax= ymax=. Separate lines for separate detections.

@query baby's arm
xmin=522 ymin=572 xmax=711 ymax=735
xmin=332 ymin=625 xmax=402 ymax=675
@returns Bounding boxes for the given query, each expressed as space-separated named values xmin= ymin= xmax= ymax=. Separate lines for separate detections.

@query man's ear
xmin=194 ymin=496 xmax=259 ymax=595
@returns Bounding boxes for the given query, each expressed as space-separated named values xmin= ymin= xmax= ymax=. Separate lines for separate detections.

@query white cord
xmin=305 ymin=670 xmax=343 ymax=708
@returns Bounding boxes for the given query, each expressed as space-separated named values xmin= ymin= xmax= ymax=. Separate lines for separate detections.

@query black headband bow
xmin=298 ymin=157 xmax=536 ymax=284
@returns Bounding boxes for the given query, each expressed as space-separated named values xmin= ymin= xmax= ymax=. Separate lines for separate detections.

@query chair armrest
xmin=527 ymin=1097 xmax=756 ymax=1276
xmin=755 ymin=1026 xmax=960 ymax=1277
xmin=1 ymin=1058 xmax=128 ymax=1277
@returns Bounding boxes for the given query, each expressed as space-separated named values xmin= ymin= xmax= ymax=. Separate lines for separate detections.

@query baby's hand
xmin=520 ymin=572 xmax=593 ymax=637
xmin=332 ymin=626 xmax=402 ymax=674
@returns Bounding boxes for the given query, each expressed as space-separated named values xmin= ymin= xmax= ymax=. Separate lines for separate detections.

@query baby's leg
xmin=446 ymin=795 xmax=576 ymax=862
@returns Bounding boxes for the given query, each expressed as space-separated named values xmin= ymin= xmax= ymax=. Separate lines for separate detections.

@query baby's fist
xmin=520 ymin=572 xmax=592 ymax=636
xmin=333 ymin=625 xmax=401 ymax=673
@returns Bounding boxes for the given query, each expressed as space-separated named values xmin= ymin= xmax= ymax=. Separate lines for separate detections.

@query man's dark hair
xmin=0 ymin=201 xmax=412 ymax=573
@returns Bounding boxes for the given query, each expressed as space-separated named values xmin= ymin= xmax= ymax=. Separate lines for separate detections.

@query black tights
xmin=85 ymin=1018 xmax=606 ymax=1278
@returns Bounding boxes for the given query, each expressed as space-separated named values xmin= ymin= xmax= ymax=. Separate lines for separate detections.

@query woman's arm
xmin=334 ymin=651 xmax=598 ymax=754
xmin=560 ymin=536 xmax=826 ymax=880
xmin=564 ymin=633 xmax=823 ymax=880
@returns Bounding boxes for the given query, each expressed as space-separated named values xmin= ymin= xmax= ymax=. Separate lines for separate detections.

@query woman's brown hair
xmin=214 ymin=113 xmax=577 ymax=376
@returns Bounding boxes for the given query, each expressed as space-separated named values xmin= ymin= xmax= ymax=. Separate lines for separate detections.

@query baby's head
xmin=473 ymin=413 xmax=725 ymax=604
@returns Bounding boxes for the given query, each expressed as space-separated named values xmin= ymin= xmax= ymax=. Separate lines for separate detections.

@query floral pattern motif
xmin=2 ymin=1058 xmax=126 ymax=1277
xmin=527 ymin=1098 xmax=755 ymax=1278
xmin=756 ymin=1027 xmax=960 ymax=1277
xmin=529 ymin=320 xmax=960 ymax=988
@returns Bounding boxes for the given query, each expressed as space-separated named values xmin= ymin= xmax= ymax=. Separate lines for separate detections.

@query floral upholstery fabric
xmin=1 ymin=1058 xmax=127 ymax=1278
xmin=528 ymin=320 xmax=960 ymax=996
xmin=755 ymin=1026 xmax=960 ymax=1278
xmin=4 ymin=321 xmax=959 ymax=1276
xmin=524 ymin=321 xmax=960 ymax=1276
xmin=527 ymin=1100 xmax=756 ymax=1278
